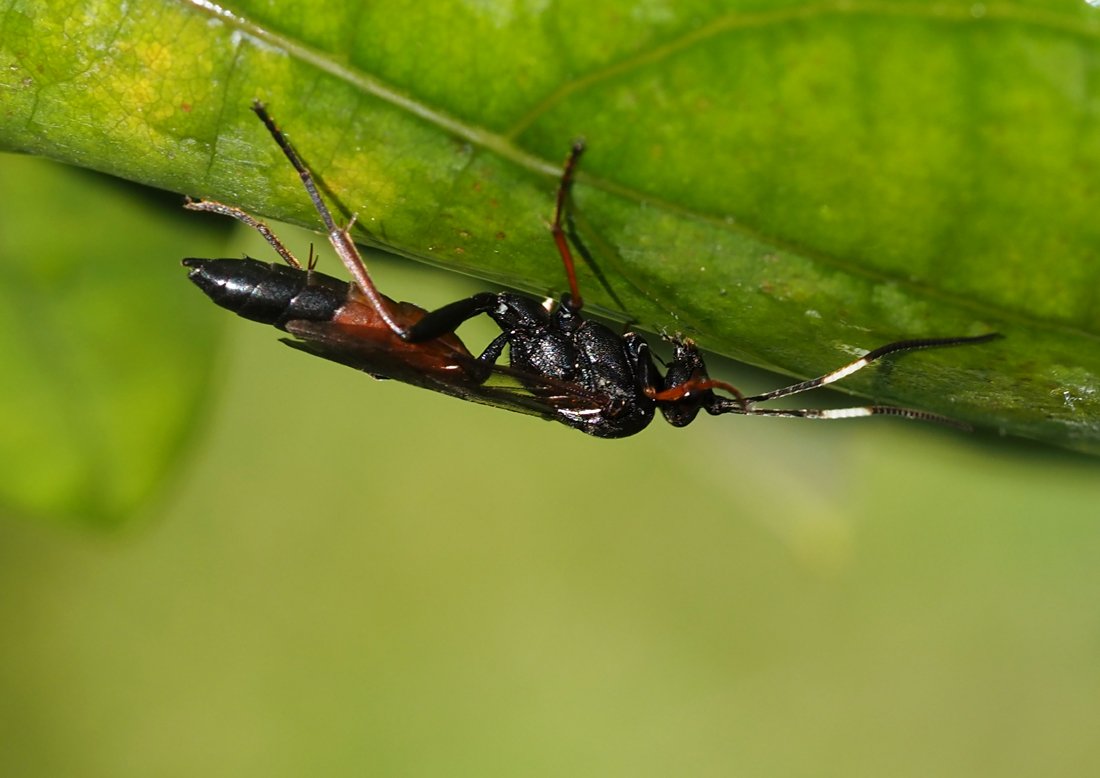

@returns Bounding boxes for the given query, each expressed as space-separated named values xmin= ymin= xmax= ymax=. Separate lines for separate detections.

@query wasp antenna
xmin=731 ymin=404 xmax=973 ymax=431
xmin=744 ymin=333 xmax=1001 ymax=404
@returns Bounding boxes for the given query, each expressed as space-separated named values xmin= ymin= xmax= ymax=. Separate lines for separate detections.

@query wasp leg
xmin=551 ymin=140 xmax=586 ymax=310
xmin=402 ymin=293 xmax=501 ymax=343
xmin=184 ymin=198 xmax=304 ymax=269
xmin=250 ymin=101 xmax=412 ymax=339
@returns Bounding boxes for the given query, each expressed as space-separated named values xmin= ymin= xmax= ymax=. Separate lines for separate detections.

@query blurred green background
xmin=2 ymin=153 xmax=1100 ymax=777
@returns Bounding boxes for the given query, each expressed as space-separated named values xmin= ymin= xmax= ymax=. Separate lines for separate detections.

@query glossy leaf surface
xmin=2 ymin=0 xmax=1100 ymax=452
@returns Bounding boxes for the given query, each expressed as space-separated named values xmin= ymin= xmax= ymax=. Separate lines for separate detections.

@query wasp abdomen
xmin=183 ymin=257 xmax=348 ymax=329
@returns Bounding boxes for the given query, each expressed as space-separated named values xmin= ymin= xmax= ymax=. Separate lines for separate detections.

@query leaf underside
xmin=3 ymin=0 xmax=1100 ymax=456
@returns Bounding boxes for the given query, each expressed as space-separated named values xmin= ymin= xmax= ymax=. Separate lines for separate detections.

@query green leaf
xmin=0 ymin=155 xmax=228 ymax=525
xmin=3 ymin=0 xmax=1100 ymax=452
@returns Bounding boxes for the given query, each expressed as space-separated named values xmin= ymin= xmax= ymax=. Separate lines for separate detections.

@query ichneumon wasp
xmin=183 ymin=102 xmax=996 ymax=438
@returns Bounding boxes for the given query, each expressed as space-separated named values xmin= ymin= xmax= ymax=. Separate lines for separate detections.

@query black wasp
xmin=184 ymin=102 xmax=995 ymax=438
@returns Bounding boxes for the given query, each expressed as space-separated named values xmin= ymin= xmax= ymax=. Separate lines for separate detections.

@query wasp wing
xmin=281 ymin=319 xmax=612 ymax=422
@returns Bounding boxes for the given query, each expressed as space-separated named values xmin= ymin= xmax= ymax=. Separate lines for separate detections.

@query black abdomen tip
xmin=183 ymin=257 xmax=347 ymax=327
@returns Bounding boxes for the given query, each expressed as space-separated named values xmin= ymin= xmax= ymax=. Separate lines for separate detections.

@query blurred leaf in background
xmin=0 ymin=154 xmax=229 ymax=523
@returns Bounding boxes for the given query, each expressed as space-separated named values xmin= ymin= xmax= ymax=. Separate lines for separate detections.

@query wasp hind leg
xmin=183 ymin=198 xmax=304 ymax=269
